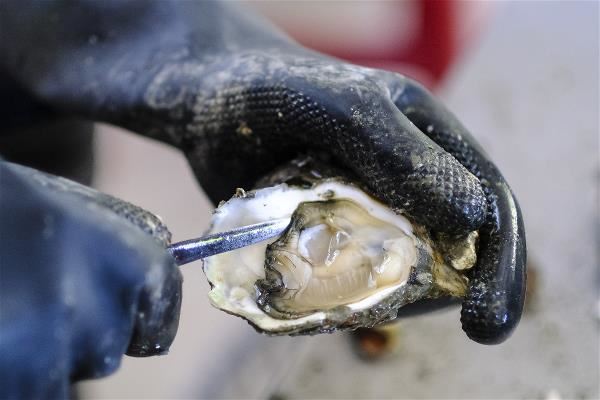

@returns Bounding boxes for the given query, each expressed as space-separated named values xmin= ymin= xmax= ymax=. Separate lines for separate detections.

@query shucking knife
xmin=166 ymin=218 xmax=291 ymax=266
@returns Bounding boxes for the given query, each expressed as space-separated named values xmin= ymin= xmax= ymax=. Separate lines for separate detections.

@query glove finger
xmin=186 ymin=77 xmax=487 ymax=235
xmin=392 ymin=79 xmax=527 ymax=344
xmin=62 ymin=192 xmax=182 ymax=367
xmin=12 ymin=163 xmax=183 ymax=356
xmin=64 ymin=192 xmax=182 ymax=363
xmin=59 ymin=181 xmax=184 ymax=357
xmin=1 ymin=162 xmax=183 ymax=388
xmin=302 ymin=87 xmax=488 ymax=235
xmin=18 ymin=166 xmax=172 ymax=246
xmin=125 ymin=246 xmax=182 ymax=357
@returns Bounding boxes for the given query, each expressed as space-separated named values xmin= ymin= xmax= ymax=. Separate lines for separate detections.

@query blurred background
xmin=68 ymin=1 xmax=598 ymax=398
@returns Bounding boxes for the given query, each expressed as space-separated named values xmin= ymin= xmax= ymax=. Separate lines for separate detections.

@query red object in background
xmin=251 ymin=1 xmax=490 ymax=90
xmin=406 ymin=0 xmax=456 ymax=84
xmin=313 ymin=1 xmax=456 ymax=89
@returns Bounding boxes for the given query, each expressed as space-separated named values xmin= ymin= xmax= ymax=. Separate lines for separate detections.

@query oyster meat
xmin=203 ymin=177 xmax=477 ymax=335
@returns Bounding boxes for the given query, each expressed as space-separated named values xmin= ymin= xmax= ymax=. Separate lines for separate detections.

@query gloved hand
xmin=144 ymin=51 xmax=525 ymax=345
xmin=0 ymin=161 xmax=182 ymax=399
xmin=0 ymin=0 xmax=525 ymax=348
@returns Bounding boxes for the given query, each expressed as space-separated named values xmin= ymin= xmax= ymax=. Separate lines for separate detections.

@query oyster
xmin=203 ymin=176 xmax=478 ymax=335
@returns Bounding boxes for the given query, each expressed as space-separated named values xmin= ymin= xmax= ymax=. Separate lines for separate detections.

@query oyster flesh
xmin=203 ymin=178 xmax=477 ymax=335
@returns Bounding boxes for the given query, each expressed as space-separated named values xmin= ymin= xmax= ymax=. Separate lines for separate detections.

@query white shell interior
xmin=203 ymin=181 xmax=416 ymax=333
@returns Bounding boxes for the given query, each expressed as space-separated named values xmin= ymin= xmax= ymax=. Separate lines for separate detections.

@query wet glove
xmin=0 ymin=0 xmax=524 ymax=346
xmin=0 ymin=161 xmax=182 ymax=399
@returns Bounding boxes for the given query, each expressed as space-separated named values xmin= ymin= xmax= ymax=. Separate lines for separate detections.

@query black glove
xmin=0 ymin=161 xmax=182 ymax=399
xmin=155 ymin=51 xmax=525 ymax=345
xmin=0 ymin=0 xmax=524 ymax=347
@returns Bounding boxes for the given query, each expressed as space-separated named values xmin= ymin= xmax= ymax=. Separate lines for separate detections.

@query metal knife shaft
xmin=167 ymin=218 xmax=291 ymax=266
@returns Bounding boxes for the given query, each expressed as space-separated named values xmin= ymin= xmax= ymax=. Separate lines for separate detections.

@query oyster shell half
xmin=203 ymin=178 xmax=477 ymax=335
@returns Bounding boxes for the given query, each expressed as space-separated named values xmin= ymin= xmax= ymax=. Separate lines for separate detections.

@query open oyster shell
xmin=203 ymin=164 xmax=478 ymax=335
